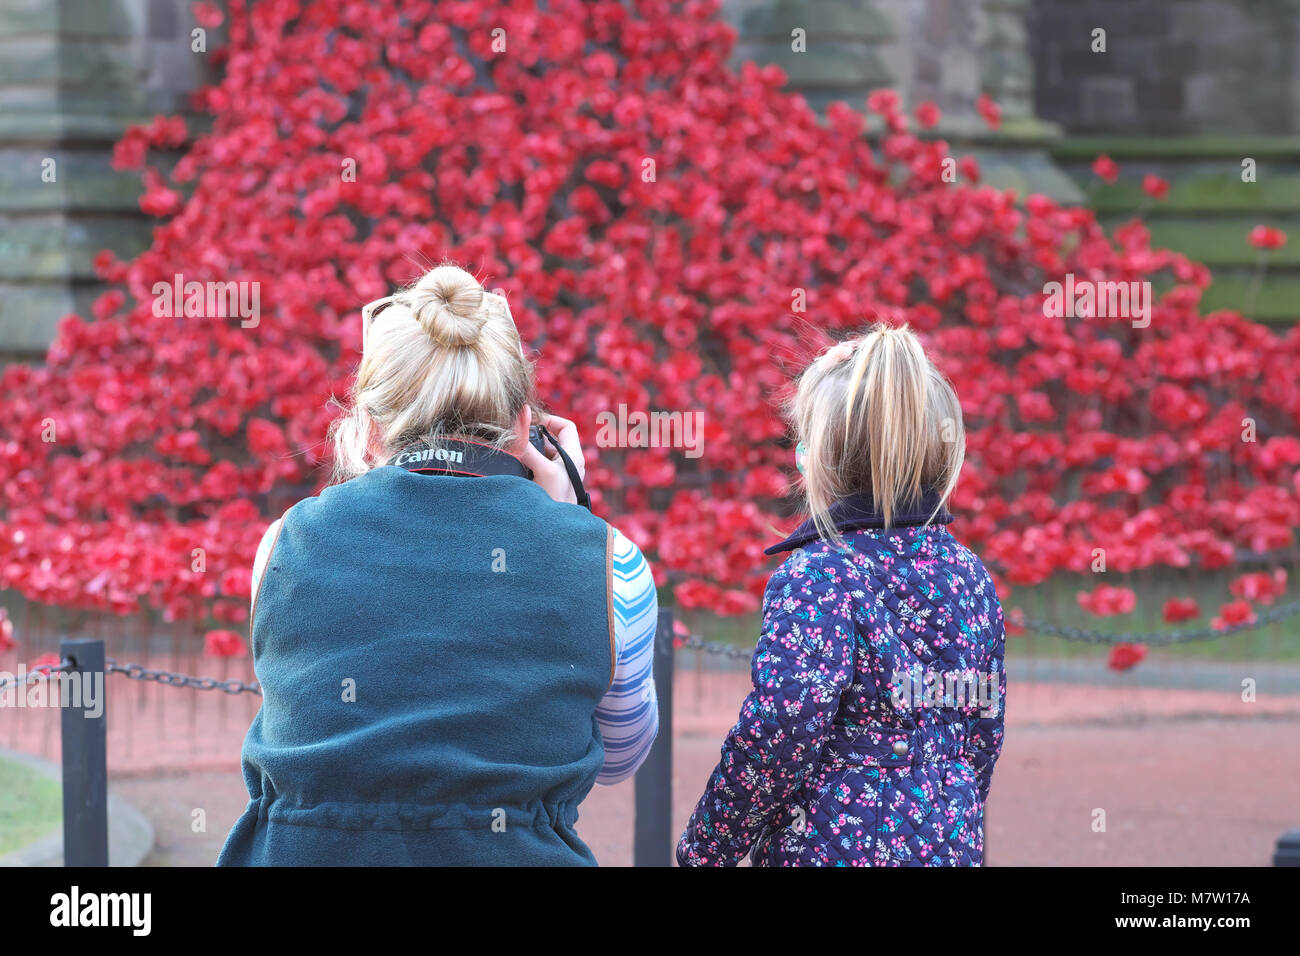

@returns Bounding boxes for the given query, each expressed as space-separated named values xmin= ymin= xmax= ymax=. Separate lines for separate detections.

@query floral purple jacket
xmin=678 ymin=491 xmax=1006 ymax=866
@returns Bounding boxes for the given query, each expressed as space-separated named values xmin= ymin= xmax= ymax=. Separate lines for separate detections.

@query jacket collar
xmin=764 ymin=490 xmax=953 ymax=555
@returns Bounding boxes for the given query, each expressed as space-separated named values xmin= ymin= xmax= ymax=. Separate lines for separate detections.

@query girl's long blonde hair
xmin=329 ymin=264 xmax=534 ymax=483
xmin=788 ymin=323 xmax=965 ymax=544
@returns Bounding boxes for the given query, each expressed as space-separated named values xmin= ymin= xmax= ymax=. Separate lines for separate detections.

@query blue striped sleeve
xmin=594 ymin=527 xmax=659 ymax=785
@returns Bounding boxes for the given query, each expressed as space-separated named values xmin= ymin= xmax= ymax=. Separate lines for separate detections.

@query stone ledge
xmin=1050 ymin=135 xmax=1300 ymax=161
xmin=0 ymin=111 xmax=163 ymax=144
xmin=733 ymin=40 xmax=893 ymax=87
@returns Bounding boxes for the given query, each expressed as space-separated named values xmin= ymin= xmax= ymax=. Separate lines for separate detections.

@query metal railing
xmin=20 ymin=604 xmax=1300 ymax=867
xmin=19 ymin=613 xmax=680 ymax=868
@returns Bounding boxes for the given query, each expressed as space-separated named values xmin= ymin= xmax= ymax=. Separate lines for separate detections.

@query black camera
xmin=526 ymin=423 xmax=591 ymax=511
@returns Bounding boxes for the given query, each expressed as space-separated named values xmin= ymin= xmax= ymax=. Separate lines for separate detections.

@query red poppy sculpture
xmin=0 ymin=0 xmax=1296 ymax=632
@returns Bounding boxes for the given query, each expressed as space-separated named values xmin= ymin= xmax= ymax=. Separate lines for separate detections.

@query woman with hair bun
xmin=217 ymin=263 xmax=659 ymax=867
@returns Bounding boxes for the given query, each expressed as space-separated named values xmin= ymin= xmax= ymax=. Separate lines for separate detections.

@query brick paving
xmin=7 ymin=654 xmax=1299 ymax=866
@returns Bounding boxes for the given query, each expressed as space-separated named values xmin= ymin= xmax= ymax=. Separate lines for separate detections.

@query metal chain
xmin=1013 ymin=597 xmax=1300 ymax=646
xmin=11 ymin=597 xmax=1300 ymax=696
xmin=676 ymin=633 xmax=755 ymax=660
xmin=676 ymin=596 xmax=1300 ymax=657
xmin=104 ymin=658 xmax=262 ymax=695
xmin=0 ymin=658 xmax=71 ymax=692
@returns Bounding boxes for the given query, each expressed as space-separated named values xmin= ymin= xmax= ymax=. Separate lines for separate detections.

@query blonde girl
xmin=678 ymin=323 xmax=1006 ymax=867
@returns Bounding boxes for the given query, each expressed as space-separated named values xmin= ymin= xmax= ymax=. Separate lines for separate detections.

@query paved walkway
xmin=7 ymin=655 xmax=1299 ymax=865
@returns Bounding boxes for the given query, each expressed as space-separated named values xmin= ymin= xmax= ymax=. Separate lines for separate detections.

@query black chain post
xmin=634 ymin=608 xmax=675 ymax=867
xmin=60 ymin=637 xmax=108 ymax=867
xmin=1275 ymin=829 xmax=1300 ymax=866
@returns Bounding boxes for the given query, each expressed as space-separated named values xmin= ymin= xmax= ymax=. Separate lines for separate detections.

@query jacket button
xmin=892 ymin=740 xmax=909 ymax=756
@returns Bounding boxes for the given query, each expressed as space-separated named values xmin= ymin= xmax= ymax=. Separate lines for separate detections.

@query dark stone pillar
xmin=0 ymin=0 xmax=214 ymax=359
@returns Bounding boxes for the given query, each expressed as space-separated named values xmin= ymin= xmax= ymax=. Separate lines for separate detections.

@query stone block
xmin=1156 ymin=40 xmax=1199 ymax=77
xmin=0 ymin=0 xmax=146 ymax=37
xmin=0 ymin=0 xmax=60 ymax=34
xmin=145 ymin=39 xmax=206 ymax=93
xmin=0 ymin=282 xmax=79 ymax=354
xmin=148 ymin=0 xmax=179 ymax=38
xmin=938 ymin=53 xmax=981 ymax=101
xmin=0 ymin=215 xmax=71 ymax=282
xmin=0 ymin=148 xmax=147 ymax=214
xmin=914 ymin=50 xmax=942 ymax=86
xmin=981 ymin=8 xmax=1028 ymax=49
xmin=58 ymin=0 xmax=148 ymax=39
xmin=1135 ymin=78 xmax=1184 ymax=113
xmin=1080 ymin=75 xmax=1137 ymax=126
xmin=0 ymin=213 xmax=150 ymax=283
xmin=0 ymin=37 xmax=143 ymax=86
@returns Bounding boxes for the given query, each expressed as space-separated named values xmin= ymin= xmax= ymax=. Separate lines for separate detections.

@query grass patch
xmin=0 ymin=755 xmax=61 ymax=857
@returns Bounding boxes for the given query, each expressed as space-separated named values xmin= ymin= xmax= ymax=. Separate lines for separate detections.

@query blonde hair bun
xmin=409 ymin=265 xmax=488 ymax=348
xmin=329 ymin=260 xmax=536 ymax=483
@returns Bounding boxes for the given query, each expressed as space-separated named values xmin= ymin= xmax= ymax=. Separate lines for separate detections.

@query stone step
xmin=1090 ymin=176 xmax=1300 ymax=215
xmin=1042 ymin=137 xmax=1300 ymax=325
xmin=1198 ymin=275 xmax=1300 ymax=324
xmin=1050 ymin=135 xmax=1300 ymax=162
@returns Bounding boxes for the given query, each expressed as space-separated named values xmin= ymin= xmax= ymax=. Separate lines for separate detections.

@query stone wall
xmin=724 ymin=0 xmax=1042 ymax=134
xmin=722 ymin=0 xmax=1080 ymax=199
xmin=1028 ymin=0 xmax=1300 ymax=134
xmin=2 ymin=0 xmax=1296 ymax=358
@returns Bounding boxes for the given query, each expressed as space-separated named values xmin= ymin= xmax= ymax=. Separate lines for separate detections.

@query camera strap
xmin=387 ymin=427 xmax=592 ymax=512
xmin=387 ymin=438 xmax=533 ymax=480
xmin=538 ymin=425 xmax=592 ymax=512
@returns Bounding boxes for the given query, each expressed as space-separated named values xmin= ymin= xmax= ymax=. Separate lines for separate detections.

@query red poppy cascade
xmin=0 ymin=0 xmax=1295 ymax=656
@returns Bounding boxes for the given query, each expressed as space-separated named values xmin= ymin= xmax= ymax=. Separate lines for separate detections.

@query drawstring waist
xmin=249 ymin=793 xmax=582 ymax=832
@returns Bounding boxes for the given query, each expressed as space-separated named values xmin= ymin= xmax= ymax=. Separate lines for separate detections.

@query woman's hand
xmin=518 ymin=412 xmax=586 ymax=505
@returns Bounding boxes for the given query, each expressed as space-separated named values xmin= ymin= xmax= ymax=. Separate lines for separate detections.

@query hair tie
xmin=824 ymin=341 xmax=857 ymax=364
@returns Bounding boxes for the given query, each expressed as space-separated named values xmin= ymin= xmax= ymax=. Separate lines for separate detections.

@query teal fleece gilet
xmin=216 ymin=466 xmax=615 ymax=866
